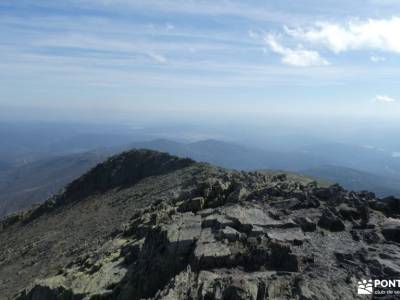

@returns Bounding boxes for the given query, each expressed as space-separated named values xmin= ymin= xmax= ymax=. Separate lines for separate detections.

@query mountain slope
xmin=1 ymin=150 xmax=400 ymax=300
xmin=0 ymin=150 xmax=197 ymax=299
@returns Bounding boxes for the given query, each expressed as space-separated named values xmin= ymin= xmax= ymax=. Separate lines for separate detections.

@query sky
xmin=1 ymin=0 xmax=400 ymax=123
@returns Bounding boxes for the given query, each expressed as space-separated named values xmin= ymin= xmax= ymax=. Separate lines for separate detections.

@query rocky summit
xmin=1 ymin=150 xmax=400 ymax=300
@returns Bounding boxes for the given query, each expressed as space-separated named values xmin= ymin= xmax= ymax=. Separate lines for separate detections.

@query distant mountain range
xmin=297 ymin=142 xmax=400 ymax=178
xmin=0 ymin=151 xmax=108 ymax=217
xmin=130 ymin=139 xmax=400 ymax=197
xmin=130 ymin=139 xmax=323 ymax=171
xmin=0 ymin=160 xmax=11 ymax=173
xmin=303 ymin=165 xmax=400 ymax=197
xmin=1 ymin=138 xmax=400 ymax=218
xmin=0 ymin=122 xmax=138 ymax=167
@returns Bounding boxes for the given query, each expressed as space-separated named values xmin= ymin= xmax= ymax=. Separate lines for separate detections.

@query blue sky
xmin=1 ymin=0 xmax=400 ymax=122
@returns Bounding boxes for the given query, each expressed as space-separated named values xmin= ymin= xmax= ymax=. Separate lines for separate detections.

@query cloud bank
xmin=375 ymin=95 xmax=396 ymax=104
xmin=370 ymin=55 xmax=386 ymax=62
xmin=265 ymin=35 xmax=329 ymax=67
xmin=285 ymin=17 xmax=400 ymax=54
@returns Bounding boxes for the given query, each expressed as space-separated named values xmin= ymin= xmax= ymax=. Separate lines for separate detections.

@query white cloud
xmin=265 ymin=35 xmax=329 ymax=67
xmin=285 ymin=17 xmax=400 ymax=54
xmin=370 ymin=55 xmax=386 ymax=62
xmin=147 ymin=51 xmax=167 ymax=64
xmin=375 ymin=94 xmax=396 ymax=104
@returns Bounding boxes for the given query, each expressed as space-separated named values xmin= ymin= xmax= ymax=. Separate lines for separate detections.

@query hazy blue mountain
xmin=0 ymin=122 xmax=137 ymax=166
xmin=130 ymin=139 xmax=188 ymax=156
xmin=0 ymin=160 xmax=11 ymax=173
xmin=131 ymin=139 xmax=324 ymax=171
xmin=303 ymin=165 xmax=400 ymax=197
xmin=131 ymin=139 xmax=400 ymax=198
xmin=45 ymin=134 xmax=138 ymax=155
xmin=297 ymin=142 xmax=400 ymax=177
xmin=0 ymin=151 xmax=108 ymax=217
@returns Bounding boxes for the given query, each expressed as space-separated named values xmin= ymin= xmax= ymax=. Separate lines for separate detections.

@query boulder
xmin=295 ymin=217 xmax=317 ymax=232
xmin=268 ymin=242 xmax=299 ymax=272
xmin=177 ymin=197 xmax=205 ymax=213
xmin=219 ymin=226 xmax=241 ymax=242
xmin=266 ymin=228 xmax=305 ymax=245
xmin=318 ymin=209 xmax=345 ymax=232
xmin=227 ymin=185 xmax=249 ymax=203
xmin=338 ymin=204 xmax=360 ymax=221
xmin=381 ymin=224 xmax=400 ymax=243
xmin=16 ymin=285 xmax=83 ymax=300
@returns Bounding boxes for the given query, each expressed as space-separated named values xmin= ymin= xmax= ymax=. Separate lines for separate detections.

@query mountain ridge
xmin=2 ymin=138 xmax=400 ymax=219
xmin=1 ymin=149 xmax=400 ymax=299
xmin=0 ymin=149 xmax=195 ymax=229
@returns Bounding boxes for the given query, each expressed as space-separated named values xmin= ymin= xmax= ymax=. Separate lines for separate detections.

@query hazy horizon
xmin=1 ymin=0 xmax=400 ymax=126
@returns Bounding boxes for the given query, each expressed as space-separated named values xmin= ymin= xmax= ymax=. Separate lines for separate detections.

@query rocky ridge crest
xmin=1 ymin=150 xmax=399 ymax=299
